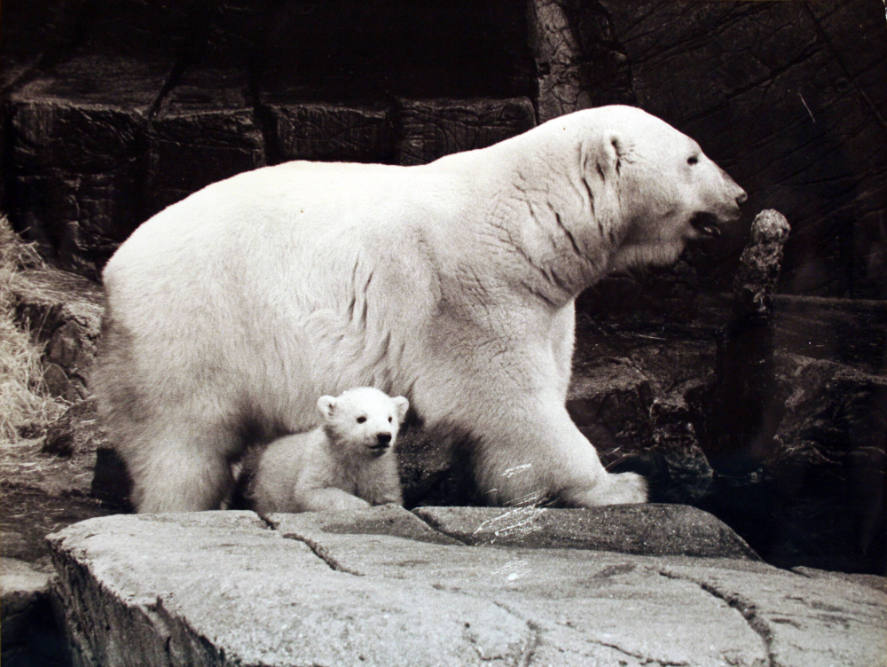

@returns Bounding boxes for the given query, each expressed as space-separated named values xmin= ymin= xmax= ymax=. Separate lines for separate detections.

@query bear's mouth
xmin=689 ymin=212 xmax=724 ymax=238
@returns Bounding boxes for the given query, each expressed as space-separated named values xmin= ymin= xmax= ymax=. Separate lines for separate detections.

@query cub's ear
xmin=317 ymin=396 xmax=337 ymax=419
xmin=392 ymin=396 xmax=410 ymax=422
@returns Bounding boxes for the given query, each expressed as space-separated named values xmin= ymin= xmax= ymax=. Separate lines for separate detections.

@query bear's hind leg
xmin=125 ymin=427 xmax=237 ymax=513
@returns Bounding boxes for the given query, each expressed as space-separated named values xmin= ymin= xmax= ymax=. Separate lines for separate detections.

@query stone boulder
xmin=0 ymin=557 xmax=68 ymax=666
xmin=259 ymin=101 xmax=393 ymax=164
xmin=7 ymin=55 xmax=169 ymax=278
xmin=0 ymin=428 xmax=117 ymax=570
xmin=567 ymin=313 xmax=719 ymax=506
xmin=599 ymin=0 xmax=887 ymax=298
xmin=11 ymin=265 xmax=103 ymax=401
xmin=395 ymin=97 xmax=536 ymax=165
xmin=47 ymin=507 xmax=887 ymax=666
xmin=145 ymin=66 xmax=266 ymax=218
xmin=565 ymin=296 xmax=887 ymax=574
xmin=413 ymin=504 xmax=758 ymax=559
xmin=527 ymin=0 xmax=634 ymax=121
xmin=759 ymin=353 xmax=887 ymax=572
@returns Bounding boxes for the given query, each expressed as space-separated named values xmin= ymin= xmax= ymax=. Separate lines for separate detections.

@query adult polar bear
xmin=94 ymin=105 xmax=746 ymax=513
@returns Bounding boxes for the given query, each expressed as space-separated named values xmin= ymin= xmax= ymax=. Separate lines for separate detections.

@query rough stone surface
xmin=733 ymin=210 xmax=792 ymax=319
xmin=48 ymin=508 xmax=887 ymax=666
xmin=1 ymin=557 xmax=69 ymax=665
xmin=527 ymin=0 xmax=634 ymax=122
xmin=7 ymin=55 xmax=168 ymax=278
xmin=261 ymin=102 xmax=392 ymax=164
xmin=412 ymin=504 xmax=759 ymax=559
xmin=3 ymin=2 xmax=884 ymax=292
xmin=565 ymin=303 xmax=887 ymax=573
xmin=0 ymin=57 xmax=38 ymax=213
xmin=395 ymin=97 xmax=536 ymax=166
xmin=710 ymin=210 xmax=791 ymax=471
xmin=599 ymin=0 xmax=887 ymax=298
xmin=0 ymin=432 xmax=117 ymax=569
xmin=38 ymin=394 xmax=132 ymax=506
xmin=268 ymin=504 xmax=464 ymax=549
xmin=760 ymin=353 xmax=887 ymax=572
xmin=145 ymin=67 xmax=266 ymax=217
xmin=567 ymin=314 xmax=718 ymax=501
xmin=647 ymin=395 xmax=714 ymax=505
xmin=254 ymin=1 xmax=533 ymax=102
xmin=1 ymin=2 xmax=537 ymax=278
xmin=1 ymin=556 xmax=53 ymax=605
xmin=771 ymin=294 xmax=887 ymax=375
xmin=396 ymin=420 xmax=477 ymax=507
xmin=794 ymin=565 xmax=887 ymax=595
xmin=38 ymin=397 xmax=131 ymax=508
xmin=11 ymin=266 xmax=103 ymax=400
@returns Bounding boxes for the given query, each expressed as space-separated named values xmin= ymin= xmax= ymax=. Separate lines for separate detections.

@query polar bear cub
xmin=247 ymin=387 xmax=409 ymax=513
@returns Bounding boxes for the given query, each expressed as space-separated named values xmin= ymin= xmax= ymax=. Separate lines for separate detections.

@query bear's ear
xmin=584 ymin=131 xmax=624 ymax=182
xmin=317 ymin=396 xmax=337 ymax=419
xmin=392 ymin=396 xmax=409 ymax=422
xmin=602 ymin=133 xmax=623 ymax=176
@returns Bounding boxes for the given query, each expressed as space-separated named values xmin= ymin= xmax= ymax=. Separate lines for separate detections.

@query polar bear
xmin=245 ymin=387 xmax=408 ymax=513
xmin=93 ymin=104 xmax=746 ymax=513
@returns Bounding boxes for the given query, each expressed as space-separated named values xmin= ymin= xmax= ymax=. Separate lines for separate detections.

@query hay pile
xmin=0 ymin=218 xmax=67 ymax=444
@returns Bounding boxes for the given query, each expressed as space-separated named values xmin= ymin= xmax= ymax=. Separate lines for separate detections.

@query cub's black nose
xmin=376 ymin=433 xmax=392 ymax=447
xmin=736 ymin=190 xmax=748 ymax=205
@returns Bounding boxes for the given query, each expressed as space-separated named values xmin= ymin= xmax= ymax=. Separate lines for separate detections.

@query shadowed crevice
xmin=658 ymin=569 xmax=774 ymax=666
xmin=258 ymin=512 xmax=365 ymax=575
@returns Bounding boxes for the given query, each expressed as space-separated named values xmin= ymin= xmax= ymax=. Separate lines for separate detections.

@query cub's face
xmin=317 ymin=387 xmax=410 ymax=457
xmin=593 ymin=107 xmax=747 ymax=271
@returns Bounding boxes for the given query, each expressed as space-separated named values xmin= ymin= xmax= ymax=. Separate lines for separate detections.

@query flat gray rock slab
xmin=413 ymin=504 xmax=760 ymax=558
xmin=48 ymin=507 xmax=887 ymax=666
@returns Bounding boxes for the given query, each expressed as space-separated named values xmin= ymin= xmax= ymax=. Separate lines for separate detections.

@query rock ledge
xmin=48 ymin=505 xmax=886 ymax=666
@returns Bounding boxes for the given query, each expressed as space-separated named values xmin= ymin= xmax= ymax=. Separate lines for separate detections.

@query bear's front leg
xmin=559 ymin=470 xmax=648 ymax=507
xmin=292 ymin=488 xmax=372 ymax=512
xmin=461 ymin=393 xmax=648 ymax=508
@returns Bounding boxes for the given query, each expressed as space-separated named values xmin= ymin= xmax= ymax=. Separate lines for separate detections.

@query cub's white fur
xmin=94 ymin=105 xmax=746 ymax=512
xmin=247 ymin=387 xmax=407 ymax=513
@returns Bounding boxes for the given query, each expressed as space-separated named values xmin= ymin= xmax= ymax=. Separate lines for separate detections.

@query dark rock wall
xmin=600 ymin=0 xmax=887 ymax=299
xmin=0 ymin=0 xmax=538 ymax=278
xmin=2 ymin=1 xmax=884 ymax=295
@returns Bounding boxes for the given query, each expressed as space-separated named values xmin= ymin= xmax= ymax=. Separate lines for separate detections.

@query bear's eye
xmin=356 ymin=416 xmax=367 ymax=424
xmin=388 ymin=416 xmax=393 ymax=423
xmin=687 ymin=155 xmax=699 ymax=165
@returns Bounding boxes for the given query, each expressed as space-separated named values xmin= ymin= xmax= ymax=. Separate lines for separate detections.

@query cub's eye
xmin=388 ymin=416 xmax=393 ymax=423
xmin=687 ymin=155 xmax=699 ymax=165
xmin=356 ymin=416 xmax=367 ymax=424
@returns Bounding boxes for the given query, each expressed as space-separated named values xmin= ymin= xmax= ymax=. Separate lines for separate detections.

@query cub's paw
xmin=327 ymin=493 xmax=372 ymax=511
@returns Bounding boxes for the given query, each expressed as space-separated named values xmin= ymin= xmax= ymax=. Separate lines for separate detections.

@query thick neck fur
xmin=437 ymin=124 xmax=627 ymax=309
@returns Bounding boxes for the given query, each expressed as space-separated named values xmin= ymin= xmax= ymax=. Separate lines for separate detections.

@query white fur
xmin=247 ymin=387 xmax=407 ymax=513
xmin=94 ymin=105 xmax=745 ymax=512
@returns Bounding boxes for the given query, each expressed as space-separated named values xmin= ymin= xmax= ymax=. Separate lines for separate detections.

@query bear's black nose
xmin=376 ymin=433 xmax=392 ymax=447
xmin=736 ymin=190 xmax=748 ymax=205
